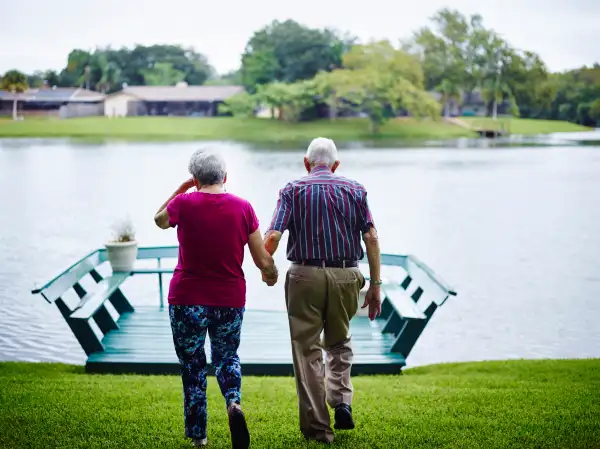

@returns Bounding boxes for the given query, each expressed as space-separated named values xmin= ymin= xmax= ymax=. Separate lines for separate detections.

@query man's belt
xmin=294 ymin=259 xmax=359 ymax=268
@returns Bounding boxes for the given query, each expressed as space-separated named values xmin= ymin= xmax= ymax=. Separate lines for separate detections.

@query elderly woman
xmin=154 ymin=150 xmax=277 ymax=449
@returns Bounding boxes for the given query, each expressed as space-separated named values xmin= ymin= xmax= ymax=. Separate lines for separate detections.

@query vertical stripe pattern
xmin=267 ymin=166 xmax=375 ymax=261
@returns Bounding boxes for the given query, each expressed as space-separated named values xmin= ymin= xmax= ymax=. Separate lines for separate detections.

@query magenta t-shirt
xmin=166 ymin=191 xmax=259 ymax=308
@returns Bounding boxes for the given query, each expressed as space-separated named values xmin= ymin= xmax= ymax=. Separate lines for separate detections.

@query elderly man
xmin=264 ymin=137 xmax=382 ymax=444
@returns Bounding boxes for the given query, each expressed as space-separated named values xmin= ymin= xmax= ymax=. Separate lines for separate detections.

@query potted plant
xmin=105 ymin=217 xmax=138 ymax=272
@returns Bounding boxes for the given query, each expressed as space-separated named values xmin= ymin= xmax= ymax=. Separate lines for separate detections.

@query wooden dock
xmin=87 ymin=306 xmax=405 ymax=375
xmin=32 ymin=247 xmax=456 ymax=375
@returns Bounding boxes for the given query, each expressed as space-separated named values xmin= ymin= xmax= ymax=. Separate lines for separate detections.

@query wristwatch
xmin=370 ymin=279 xmax=383 ymax=286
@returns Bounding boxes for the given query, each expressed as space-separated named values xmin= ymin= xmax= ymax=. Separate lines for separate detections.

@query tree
xmin=205 ymin=70 xmax=242 ymax=86
xmin=43 ymin=70 xmax=61 ymax=87
xmin=410 ymin=9 xmax=473 ymax=92
xmin=437 ymin=79 xmax=462 ymax=117
xmin=241 ymin=20 xmax=353 ymax=91
xmin=589 ymin=98 xmax=600 ymax=126
xmin=141 ymin=62 xmax=185 ymax=86
xmin=318 ymin=41 xmax=441 ymax=133
xmin=314 ymin=69 xmax=353 ymax=120
xmin=49 ymin=45 xmax=214 ymax=91
xmin=0 ymin=70 xmax=29 ymax=120
xmin=27 ymin=71 xmax=44 ymax=88
xmin=219 ymin=91 xmax=257 ymax=117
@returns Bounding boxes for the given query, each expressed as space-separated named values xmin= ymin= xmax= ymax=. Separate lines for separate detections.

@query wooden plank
xmin=70 ymin=273 xmax=130 ymax=320
xmin=33 ymin=251 xmax=101 ymax=304
xmin=381 ymin=282 xmax=426 ymax=320
xmin=405 ymin=255 xmax=457 ymax=298
xmin=85 ymin=307 xmax=406 ymax=375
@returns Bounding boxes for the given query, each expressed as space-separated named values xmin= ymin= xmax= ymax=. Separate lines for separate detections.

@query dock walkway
xmin=88 ymin=306 xmax=405 ymax=375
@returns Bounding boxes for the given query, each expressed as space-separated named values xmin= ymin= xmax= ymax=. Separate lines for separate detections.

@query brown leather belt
xmin=294 ymin=260 xmax=359 ymax=268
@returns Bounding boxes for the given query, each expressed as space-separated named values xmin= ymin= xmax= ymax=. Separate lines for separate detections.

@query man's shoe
xmin=193 ymin=438 xmax=207 ymax=447
xmin=334 ymin=403 xmax=355 ymax=430
xmin=228 ymin=406 xmax=250 ymax=449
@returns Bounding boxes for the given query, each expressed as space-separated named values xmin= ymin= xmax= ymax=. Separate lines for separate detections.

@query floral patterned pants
xmin=169 ymin=305 xmax=244 ymax=439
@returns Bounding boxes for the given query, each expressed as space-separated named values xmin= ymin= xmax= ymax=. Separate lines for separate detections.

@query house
xmin=104 ymin=83 xmax=245 ymax=117
xmin=429 ymin=90 xmax=511 ymax=117
xmin=0 ymin=87 xmax=105 ymax=118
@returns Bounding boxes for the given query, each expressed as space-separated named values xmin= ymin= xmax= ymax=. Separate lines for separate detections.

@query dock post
xmin=157 ymin=257 xmax=164 ymax=309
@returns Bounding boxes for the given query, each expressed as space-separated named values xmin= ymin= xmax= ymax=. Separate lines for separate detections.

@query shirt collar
xmin=309 ymin=165 xmax=333 ymax=175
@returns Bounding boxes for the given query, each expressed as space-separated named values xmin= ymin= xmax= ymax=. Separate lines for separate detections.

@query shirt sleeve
xmin=166 ymin=194 xmax=184 ymax=228
xmin=246 ymin=202 xmax=260 ymax=235
xmin=357 ymin=190 xmax=375 ymax=234
xmin=267 ymin=187 xmax=292 ymax=233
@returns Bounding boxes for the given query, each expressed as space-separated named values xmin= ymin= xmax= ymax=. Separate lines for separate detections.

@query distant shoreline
xmin=0 ymin=116 xmax=591 ymax=143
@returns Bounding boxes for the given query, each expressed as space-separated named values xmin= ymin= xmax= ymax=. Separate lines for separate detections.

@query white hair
xmin=306 ymin=137 xmax=338 ymax=167
xmin=188 ymin=149 xmax=227 ymax=186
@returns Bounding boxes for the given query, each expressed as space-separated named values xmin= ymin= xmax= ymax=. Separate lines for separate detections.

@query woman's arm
xmin=248 ymin=229 xmax=278 ymax=286
xmin=154 ymin=178 xmax=195 ymax=229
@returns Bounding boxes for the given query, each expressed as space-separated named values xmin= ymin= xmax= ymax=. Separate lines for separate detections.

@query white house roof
xmin=116 ymin=85 xmax=244 ymax=102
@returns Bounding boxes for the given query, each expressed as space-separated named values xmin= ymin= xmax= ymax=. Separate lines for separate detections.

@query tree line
xmin=1 ymin=8 xmax=599 ymax=127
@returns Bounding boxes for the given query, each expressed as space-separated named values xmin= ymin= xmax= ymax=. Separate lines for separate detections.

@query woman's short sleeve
xmin=167 ymin=194 xmax=184 ymax=227
xmin=246 ymin=202 xmax=260 ymax=235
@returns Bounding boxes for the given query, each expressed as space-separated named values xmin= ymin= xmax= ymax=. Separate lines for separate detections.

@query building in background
xmin=0 ymin=87 xmax=105 ymax=118
xmin=104 ymin=83 xmax=244 ymax=117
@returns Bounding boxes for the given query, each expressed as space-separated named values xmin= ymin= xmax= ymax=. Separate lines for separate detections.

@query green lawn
xmin=1 ymin=359 xmax=599 ymax=448
xmin=0 ymin=116 xmax=592 ymax=143
xmin=0 ymin=116 xmax=475 ymax=142
xmin=462 ymin=117 xmax=591 ymax=135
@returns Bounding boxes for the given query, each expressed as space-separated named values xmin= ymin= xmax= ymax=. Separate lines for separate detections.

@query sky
xmin=2 ymin=0 xmax=599 ymax=76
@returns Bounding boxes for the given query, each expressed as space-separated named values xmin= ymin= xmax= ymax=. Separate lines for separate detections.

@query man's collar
xmin=309 ymin=165 xmax=332 ymax=175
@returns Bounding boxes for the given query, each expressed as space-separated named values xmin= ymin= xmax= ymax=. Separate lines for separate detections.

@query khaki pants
xmin=285 ymin=263 xmax=365 ymax=442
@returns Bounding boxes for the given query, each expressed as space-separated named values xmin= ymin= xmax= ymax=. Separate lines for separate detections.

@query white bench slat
xmin=359 ymin=264 xmax=425 ymax=319
xmin=381 ymin=278 xmax=426 ymax=320
xmin=70 ymin=273 xmax=129 ymax=320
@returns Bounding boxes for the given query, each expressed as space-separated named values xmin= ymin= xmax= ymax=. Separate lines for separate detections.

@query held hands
xmin=361 ymin=283 xmax=382 ymax=321
xmin=261 ymin=265 xmax=279 ymax=287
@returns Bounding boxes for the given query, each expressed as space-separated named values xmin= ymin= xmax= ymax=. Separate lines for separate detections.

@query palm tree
xmin=437 ymin=79 xmax=462 ymax=118
xmin=481 ymin=76 xmax=518 ymax=120
xmin=0 ymin=70 xmax=29 ymax=120
xmin=96 ymin=61 xmax=122 ymax=93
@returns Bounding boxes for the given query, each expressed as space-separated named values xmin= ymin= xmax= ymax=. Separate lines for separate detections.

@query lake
xmin=1 ymin=136 xmax=599 ymax=368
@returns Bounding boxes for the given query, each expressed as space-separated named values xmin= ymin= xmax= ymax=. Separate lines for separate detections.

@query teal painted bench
xmin=359 ymin=254 xmax=456 ymax=359
xmin=32 ymin=251 xmax=134 ymax=355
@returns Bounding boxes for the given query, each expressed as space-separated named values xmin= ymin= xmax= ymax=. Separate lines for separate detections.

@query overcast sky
xmin=2 ymin=0 xmax=599 ymax=76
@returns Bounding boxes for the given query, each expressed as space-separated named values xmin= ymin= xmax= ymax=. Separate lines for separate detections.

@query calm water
xmin=1 ymin=137 xmax=599 ymax=367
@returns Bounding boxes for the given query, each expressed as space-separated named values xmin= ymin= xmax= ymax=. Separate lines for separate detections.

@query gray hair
xmin=306 ymin=137 xmax=338 ymax=167
xmin=188 ymin=150 xmax=227 ymax=186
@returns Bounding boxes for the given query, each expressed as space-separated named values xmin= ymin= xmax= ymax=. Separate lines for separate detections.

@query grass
xmin=0 ymin=116 xmax=475 ymax=143
xmin=0 ymin=116 xmax=592 ymax=143
xmin=462 ymin=117 xmax=592 ymax=135
xmin=1 ymin=359 xmax=599 ymax=448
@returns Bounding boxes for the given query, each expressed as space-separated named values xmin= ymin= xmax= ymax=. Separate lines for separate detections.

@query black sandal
xmin=228 ymin=407 xmax=250 ymax=449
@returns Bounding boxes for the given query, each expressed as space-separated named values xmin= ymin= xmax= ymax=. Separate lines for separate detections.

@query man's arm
xmin=154 ymin=178 xmax=195 ymax=229
xmin=356 ymin=188 xmax=382 ymax=321
xmin=363 ymin=227 xmax=381 ymax=284
xmin=263 ymin=187 xmax=292 ymax=256
xmin=361 ymin=226 xmax=382 ymax=320
xmin=248 ymin=230 xmax=278 ymax=286
xmin=264 ymin=230 xmax=282 ymax=256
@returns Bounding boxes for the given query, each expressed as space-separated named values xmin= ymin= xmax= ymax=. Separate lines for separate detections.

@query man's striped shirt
xmin=267 ymin=165 xmax=375 ymax=262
